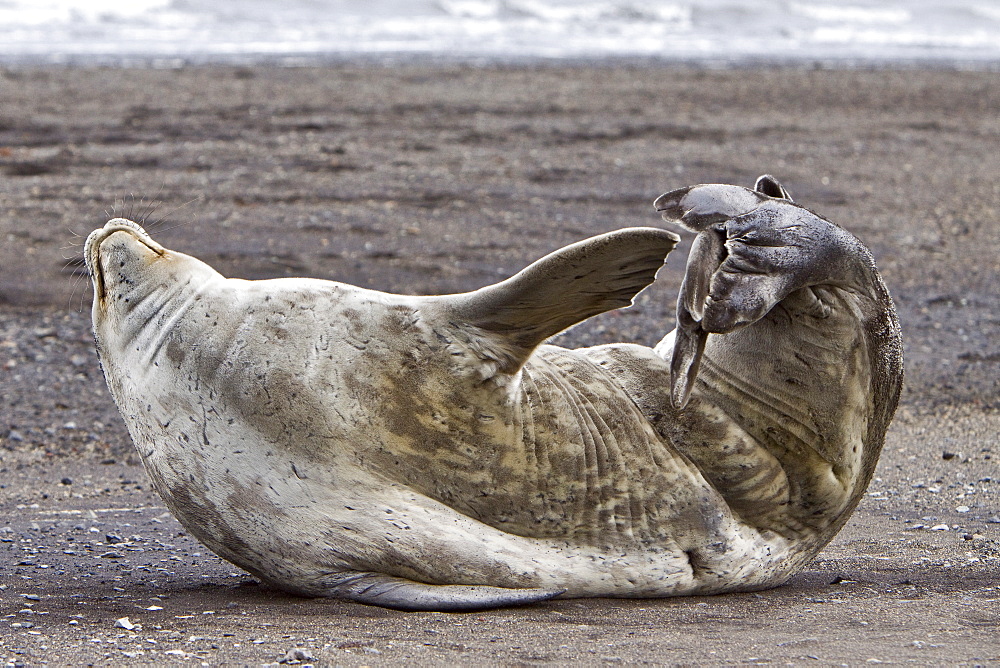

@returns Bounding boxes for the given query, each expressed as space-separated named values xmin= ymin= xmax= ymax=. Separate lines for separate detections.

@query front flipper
xmin=656 ymin=177 xmax=874 ymax=408
xmin=329 ymin=572 xmax=565 ymax=611
xmin=442 ymin=227 xmax=679 ymax=376
xmin=670 ymin=229 xmax=726 ymax=408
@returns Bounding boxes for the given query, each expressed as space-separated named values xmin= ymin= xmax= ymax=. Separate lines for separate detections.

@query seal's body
xmin=85 ymin=177 xmax=901 ymax=610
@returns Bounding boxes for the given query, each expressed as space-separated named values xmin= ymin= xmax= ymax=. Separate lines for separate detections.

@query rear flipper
xmin=654 ymin=176 xmax=878 ymax=408
xmin=327 ymin=572 xmax=565 ymax=611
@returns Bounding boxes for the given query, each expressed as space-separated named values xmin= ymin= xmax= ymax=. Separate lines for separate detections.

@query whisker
xmin=148 ymin=195 xmax=203 ymax=230
xmin=137 ymin=184 xmax=167 ymax=224
xmin=113 ymin=193 xmax=127 ymax=220
xmin=64 ymin=253 xmax=92 ymax=313
xmin=141 ymin=202 xmax=161 ymax=225
xmin=67 ymin=272 xmax=92 ymax=314
xmin=60 ymin=255 xmax=87 ymax=273
xmin=149 ymin=215 xmax=198 ymax=236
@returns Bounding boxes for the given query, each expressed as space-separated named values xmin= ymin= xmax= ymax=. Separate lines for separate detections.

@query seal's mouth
xmin=85 ymin=218 xmax=166 ymax=304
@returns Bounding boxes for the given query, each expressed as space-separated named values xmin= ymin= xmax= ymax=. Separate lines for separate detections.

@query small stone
xmin=105 ymin=533 xmax=125 ymax=544
xmin=115 ymin=617 xmax=136 ymax=630
xmin=942 ymin=451 xmax=957 ymax=460
xmin=22 ymin=594 xmax=40 ymax=601
xmin=61 ymin=477 xmax=73 ymax=485
xmin=145 ymin=605 xmax=164 ymax=611
xmin=956 ymin=505 xmax=970 ymax=513
xmin=281 ymin=647 xmax=315 ymax=664
xmin=7 ymin=430 xmax=24 ymax=442
xmin=929 ymin=524 xmax=950 ymax=531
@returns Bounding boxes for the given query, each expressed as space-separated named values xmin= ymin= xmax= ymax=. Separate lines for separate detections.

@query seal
xmin=84 ymin=175 xmax=901 ymax=611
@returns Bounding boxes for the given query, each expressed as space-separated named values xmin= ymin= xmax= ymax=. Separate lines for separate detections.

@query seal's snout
xmin=85 ymin=218 xmax=165 ymax=305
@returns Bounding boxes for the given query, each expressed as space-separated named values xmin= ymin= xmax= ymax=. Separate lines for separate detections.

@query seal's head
xmin=85 ymin=218 xmax=164 ymax=310
xmin=84 ymin=218 xmax=220 ymax=345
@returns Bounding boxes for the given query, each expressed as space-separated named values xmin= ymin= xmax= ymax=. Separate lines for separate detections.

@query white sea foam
xmin=788 ymin=3 xmax=911 ymax=25
xmin=0 ymin=0 xmax=997 ymax=66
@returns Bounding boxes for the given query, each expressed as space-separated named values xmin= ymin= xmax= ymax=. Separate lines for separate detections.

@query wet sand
xmin=1 ymin=64 xmax=998 ymax=664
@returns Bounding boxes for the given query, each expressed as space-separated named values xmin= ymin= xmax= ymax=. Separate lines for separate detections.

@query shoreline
xmin=3 ymin=52 xmax=1000 ymax=73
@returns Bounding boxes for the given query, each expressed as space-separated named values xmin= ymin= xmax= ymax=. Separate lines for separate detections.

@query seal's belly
xmin=371 ymin=345 xmax=728 ymax=552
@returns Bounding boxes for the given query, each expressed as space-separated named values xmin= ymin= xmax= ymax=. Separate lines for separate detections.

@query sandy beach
xmin=1 ymin=64 xmax=998 ymax=664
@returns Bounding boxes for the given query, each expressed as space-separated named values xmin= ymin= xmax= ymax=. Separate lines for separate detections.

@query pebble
xmin=281 ymin=647 xmax=316 ymax=664
xmin=115 ymin=617 xmax=137 ymax=630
